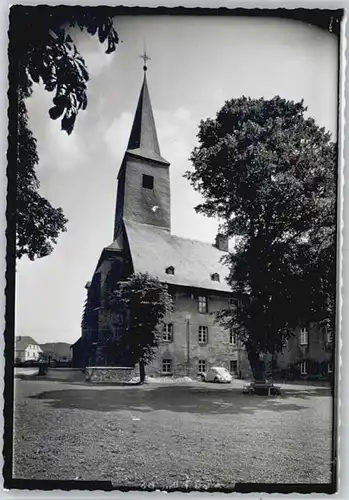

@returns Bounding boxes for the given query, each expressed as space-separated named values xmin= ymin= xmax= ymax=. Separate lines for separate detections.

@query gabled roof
xmin=15 ymin=336 xmax=41 ymax=351
xmin=126 ymin=72 xmax=169 ymax=166
xmin=71 ymin=337 xmax=82 ymax=348
xmin=124 ymin=219 xmax=231 ymax=293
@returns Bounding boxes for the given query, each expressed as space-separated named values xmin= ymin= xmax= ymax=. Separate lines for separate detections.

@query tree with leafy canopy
xmin=9 ymin=6 xmax=119 ymax=260
xmin=103 ymin=272 xmax=173 ymax=383
xmin=185 ymin=96 xmax=337 ymax=381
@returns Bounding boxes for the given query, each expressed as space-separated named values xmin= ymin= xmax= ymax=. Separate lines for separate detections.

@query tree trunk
xmin=139 ymin=360 xmax=145 ymax=384
xmin=247 ymin=345 xmax=266 ymax=382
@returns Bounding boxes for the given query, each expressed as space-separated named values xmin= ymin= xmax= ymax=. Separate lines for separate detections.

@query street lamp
xmin=185 ymin=315 xmax=191 ymax=377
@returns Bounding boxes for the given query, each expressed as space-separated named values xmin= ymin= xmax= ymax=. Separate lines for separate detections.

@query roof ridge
xmin=170 ymin=232 xmax=227 ymax=250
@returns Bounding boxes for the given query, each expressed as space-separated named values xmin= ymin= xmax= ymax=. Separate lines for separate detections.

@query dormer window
xmin=142 ymin=174 xmax=154 ymax=190
xmin=165 ymin=266 xmax=175 ymax=275
xmin=211 ymin=273 xmax=220 ymax=282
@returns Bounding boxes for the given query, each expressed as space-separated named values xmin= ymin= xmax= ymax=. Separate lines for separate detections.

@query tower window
xmin=142 ymin=174 xmax=154 ymax=190
xmin=165 ymin=266 xmax=175 ymax=275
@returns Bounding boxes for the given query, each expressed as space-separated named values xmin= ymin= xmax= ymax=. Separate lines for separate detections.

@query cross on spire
xmin=140 ymin=50 xmax=150 ymax=72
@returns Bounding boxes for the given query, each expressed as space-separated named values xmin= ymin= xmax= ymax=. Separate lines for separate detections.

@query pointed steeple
xmin=126 ymin=62 xmax=169 ymax=165
xmin=113 ymin=55 xmax=171 ymax=239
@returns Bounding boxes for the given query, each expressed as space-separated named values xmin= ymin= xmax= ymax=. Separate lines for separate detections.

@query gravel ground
xmin=13 ymin=379 xmax=333 ymax=490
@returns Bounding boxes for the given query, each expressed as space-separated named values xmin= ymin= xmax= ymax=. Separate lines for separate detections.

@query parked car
xmin=201 ymin=367 xmax=233 ymax=383
xmin=243 ymin=381 xmax=281 ymax=396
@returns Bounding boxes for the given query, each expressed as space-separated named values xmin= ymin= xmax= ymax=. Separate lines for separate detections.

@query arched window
xmin=165 ymin=266 xmax=175 ymax=275
xmin=211 ymin=273 xmax=220 ymax=282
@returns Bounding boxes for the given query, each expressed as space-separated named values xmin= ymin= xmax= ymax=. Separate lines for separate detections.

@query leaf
xmin=45 ymin=79 xmax=57 ymax=92
xmin=53 ymin=93 xmax=69 ymax=107
xmin=61 ymin=111 xmax=77 ymax=135
xmin=106 ymin=39 xmax=115 ymax=54
xmin=28 ymin=63 xmax=40 ymax=83
xmin=98 ymin=24 xmax=108 ymax=43
xmin=81 ymin=94 xmax=88 ymax=110
xmin=86 ymin=22 xmax=98 ymax=36
xmin=48 ymin=105 xmax=64 ymax=120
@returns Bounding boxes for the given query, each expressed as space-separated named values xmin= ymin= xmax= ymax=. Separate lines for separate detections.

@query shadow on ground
xmin=28 ymin=386 xmax=330 ymax=415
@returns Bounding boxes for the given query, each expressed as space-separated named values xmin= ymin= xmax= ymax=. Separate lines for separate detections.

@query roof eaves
xmin=126 ymin=149 xmax=170 ymax=166
xmin=160 ymin=280 xmax=232 ymax=295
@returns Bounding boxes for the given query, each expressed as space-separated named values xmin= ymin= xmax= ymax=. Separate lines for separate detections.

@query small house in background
xmin=39 ymin=342 xmax=72 ymax=363
xmin=15 ymin=336 xmax=42 ymax=363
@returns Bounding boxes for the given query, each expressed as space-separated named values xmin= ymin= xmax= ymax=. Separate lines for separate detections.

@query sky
xmin=15 ymin=15 xmax=338 ymax=344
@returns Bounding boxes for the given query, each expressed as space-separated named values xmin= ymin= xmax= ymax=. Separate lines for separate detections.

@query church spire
xmin=126 ymin=52 xmax=169 ymax=165
xmin=113 ymin=54 xmax=171 ymax=239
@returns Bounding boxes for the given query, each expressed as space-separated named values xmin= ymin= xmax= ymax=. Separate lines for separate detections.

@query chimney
xmin=215 ymin=233 xmax=228 ymax=252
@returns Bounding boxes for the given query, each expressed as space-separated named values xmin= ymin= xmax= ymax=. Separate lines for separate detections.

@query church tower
xmin=113 ymin=54 xmax=171 ymax=239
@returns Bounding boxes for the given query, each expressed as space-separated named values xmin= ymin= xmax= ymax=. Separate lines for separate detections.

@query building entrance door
xmin=230 ymin=360 xmax=238 ymax=376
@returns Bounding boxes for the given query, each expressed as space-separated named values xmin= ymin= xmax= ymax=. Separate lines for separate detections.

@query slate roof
xmin=126 ymin=73 xmax=169 ymax=166
xmin=124 ymin=219 xmax=231 ymax=293
xmin=15 ymin=336 xmax=41 ymax=351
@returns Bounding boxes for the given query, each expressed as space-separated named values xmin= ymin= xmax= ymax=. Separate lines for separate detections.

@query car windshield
xmin=214 ymin=367 xmax=229 ymax=376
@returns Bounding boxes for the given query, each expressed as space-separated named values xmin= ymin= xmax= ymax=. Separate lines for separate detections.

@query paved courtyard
xmin=13 ymin=378 xmax=334 ymax=489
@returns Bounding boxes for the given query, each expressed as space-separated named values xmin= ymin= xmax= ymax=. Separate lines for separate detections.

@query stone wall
xmin=44 ymin=368 xmax=86 ymax=382
xmin=85 ymin=366 xmax=139 ymax=384
xmin=146 ymin=289 xmax=251 ymax=379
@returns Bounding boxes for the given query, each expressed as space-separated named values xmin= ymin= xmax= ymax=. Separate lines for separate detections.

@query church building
xmin=72 ymin=59 xmax=249 ymax=379
xmin=72 ymin=59 xmax=333 ymax=382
